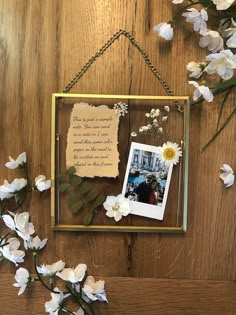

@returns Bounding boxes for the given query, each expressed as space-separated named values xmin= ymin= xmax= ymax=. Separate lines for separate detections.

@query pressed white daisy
xmin=158 ymin=142 xmax=182 ymax=166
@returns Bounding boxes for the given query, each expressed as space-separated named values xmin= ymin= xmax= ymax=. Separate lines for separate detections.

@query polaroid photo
xmin=122 ymin=142 xmax=173 ymax=220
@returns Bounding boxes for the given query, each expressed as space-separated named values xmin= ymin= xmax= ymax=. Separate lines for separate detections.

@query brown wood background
xmin=0 ymin=0 xmax=236 ymax=314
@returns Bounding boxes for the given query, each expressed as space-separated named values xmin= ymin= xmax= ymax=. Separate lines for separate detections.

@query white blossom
xmin=0 ymin=178 xmax=27 ymax=200
xmin=0 ymin=180 xmax=14 ymax=200
xmin=0 ymin=237 xmax=25 ymax=266
xmin=153 ymin=22 xmax=173 ymax=40
xmin=45 ymin=287 xmax=68 ymax=315
xmin=56 ymin=264 xmax=87 ymax=283
xmin=82 ymin=276 xmax=108 ymax=302
xmin=172 ymin=0 xmax=184 ymax=3
xmin=34 ymin=175 xmax=51 ymax=192
xmin=212 ymin=0 xmax=235 ymax=10
xmin=220 ymin=164 xmax=235 ymax=187
xmin=5 ymin=152 xmax=26 ymax=169
xmin=37 ymin=260 xmax=65 ymax=277
xmin=224 ymin=19 xmax=236 ymax=48
xmin=186 ymin=61 xmax=205 ymax=78
xmin=13 ymin=268 xmax=30 ymax=295
xmin=205 ymin=49 xmax=236 ymax=80
xmin=2 ymin=212 xmax=35 ymax=241
xmin=188 ymin=81 xmax=214 ymax=102
xmin=199 ymin=30 xmax=224 ymax=52
xmin=162 ymin=116 xmax=168 ymax=122
xmin=182 ymin=8 xmax=208 ymax=35
xmin=24 ymin=235 xmax=47 ymax=251
xmin=103 ymin=194 xmax=131 ymax=222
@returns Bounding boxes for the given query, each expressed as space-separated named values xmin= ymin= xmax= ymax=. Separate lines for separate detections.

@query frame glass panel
xmin=51 ymin=94 xmax=190 ymax=233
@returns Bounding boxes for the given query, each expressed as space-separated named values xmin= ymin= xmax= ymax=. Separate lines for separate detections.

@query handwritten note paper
xmin=66 ymin=102 xmax=119 ymax=178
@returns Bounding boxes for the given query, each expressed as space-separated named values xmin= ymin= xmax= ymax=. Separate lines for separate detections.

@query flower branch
xmin=0 ymin=152 xmax=107 ymax=315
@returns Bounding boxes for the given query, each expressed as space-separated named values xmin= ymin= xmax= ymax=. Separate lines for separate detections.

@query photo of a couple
xmin=122 ymin=142 xmax=173 ymax=221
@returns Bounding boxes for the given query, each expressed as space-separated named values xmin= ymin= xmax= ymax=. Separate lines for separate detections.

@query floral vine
xmin=153 ymin=0 xmax=236 ymax=151
xmin=0 ymin=153 xmax=107 ymax=315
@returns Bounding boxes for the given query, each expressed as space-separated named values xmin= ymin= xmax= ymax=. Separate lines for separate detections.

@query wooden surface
xmin=0 ymin=0 xmax=235 ymax=314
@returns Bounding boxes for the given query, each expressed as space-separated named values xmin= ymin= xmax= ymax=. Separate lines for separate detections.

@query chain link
xmin=63 ymin=29 xmax=182 ymax=111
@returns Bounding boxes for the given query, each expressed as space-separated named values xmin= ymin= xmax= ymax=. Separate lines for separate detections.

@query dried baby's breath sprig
xmin=113 ymin=102 xmax=128 ymax=117
xmin=131 ymin=106 xmax=170 ymax=138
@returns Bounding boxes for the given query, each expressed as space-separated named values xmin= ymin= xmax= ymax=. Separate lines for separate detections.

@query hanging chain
xmin=63 ymin=29 xmax=182 ymax=111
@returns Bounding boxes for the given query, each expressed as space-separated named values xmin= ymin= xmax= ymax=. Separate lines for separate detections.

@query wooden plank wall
xmin=0 ymin=1 xmax=235 ymax=314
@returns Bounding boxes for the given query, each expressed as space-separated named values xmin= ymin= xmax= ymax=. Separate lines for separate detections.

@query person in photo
xmin=149 ymin=178 xmax=159 ymax=205
xmin=134 ymin=174 xmax=155 ymax=204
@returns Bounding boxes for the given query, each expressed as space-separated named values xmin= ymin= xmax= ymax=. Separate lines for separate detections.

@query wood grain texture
xmin=1 ymin=274 xmax=236 ymax=314
xmin=0 ymin=0 xmax=235 ymax=313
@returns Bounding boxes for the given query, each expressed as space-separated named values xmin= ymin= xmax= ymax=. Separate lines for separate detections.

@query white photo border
xmin=122 ymin=142 xmax=173 ymax=220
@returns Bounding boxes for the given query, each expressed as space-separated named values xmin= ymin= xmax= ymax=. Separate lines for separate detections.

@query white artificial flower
xmin=153 ymin=22 xmax=173 ymax=40
xmin=224 ymin=19 xmax=236 ymax=47
xmin=188 ymin=81 xmax=214 ymax=102
xmin=199 ymin=30 xmax=224 ymax=52
xmin=0 ymin=237 xmax=25 ymax=266
xmin=157 ymin=141 xmax=182 ymax=167
xmin=24 ymin=235 xmax=48 ymax=251
xmin=2 ymin=212 xmax=35 ymax=241
xmin=0 ymin=178 xmax=27 ymax=200
xmin=182 ymin=8 xmax=208 ymax=35
xmin=172 ymin=0 xmax=184 ymax=3
xmin=5 ymin=152 xmax=26 ymax=169
xmin=225 ymin=29 xmax=236 ymax=48
xmin=0 ymin=180 xmax=14 ymax=200
xmin=162 ymin=116 xmax=168 ymax=122
xmin=212 ymin=0 xmax=235 ymax=10
xmin=186 ymin=61 xmax=205 ymax=78
xmin=103 ymin=194 xmax=131 ymax=222
xmin=37 ymin=260 xmax=65 ymax=277
xmin=13 ymin=267 xmax=30 ymax=295
xmin=205 ymin=49 xmax=236 ymax=80
xmin=56 ymin=264 xmax=87 ymax=283
xmin=83 ymin=276 xmax=108 ymax=302
xmin=164 ymin=106 xmax=170 ymax=112
xmin=34 ymin=175 xmax=51 ymax=192
xmin=145 ymin=113 xmax=150 ymax=117
xmin=220 ymin=164 xmax=235 ymax=187
xmin=131 ymin=131 xmax=137 ymax=137
xmin=45 ymin=287 xmax=66 ymax=315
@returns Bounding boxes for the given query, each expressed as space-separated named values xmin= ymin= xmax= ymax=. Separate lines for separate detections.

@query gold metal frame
xmin=51 ymin=93 xmax=190 ymax=233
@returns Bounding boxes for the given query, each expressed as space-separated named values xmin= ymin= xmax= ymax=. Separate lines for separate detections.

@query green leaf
xmin=202 ymin=107 xmax=236 ymax=152
xmin=67 ymin=194 xmax=79 ymax=208
xmin=66 ymin=166 xmax=76 ymax=176
xmin=215 ymin=77 xmax=236 ymax=92
xmin=58 ymin=183 xmax=71 ymax=192
xmin=85 ymin=189 xmax=99 ymax=202
xmin=57 ymin=173 xmax=66 ymax=181
xmin=83 ymin=209 xmax=94 ymax=225
xmin=69 ymin=175 xmax=83 ymax=186
xmin=71 ymin=200 xmax=85 ymax=214
xmin=79 ymin=182 xmax=92 ymax=195
xmin=92 ymin=193 xmax=106 ymax=209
